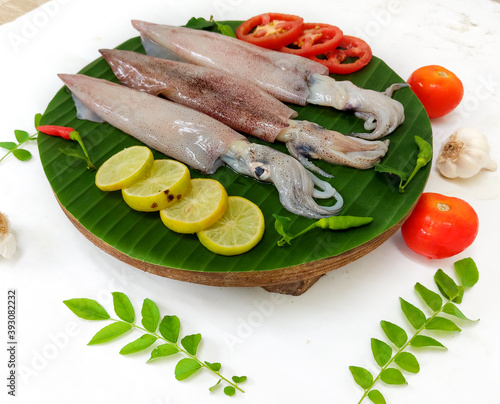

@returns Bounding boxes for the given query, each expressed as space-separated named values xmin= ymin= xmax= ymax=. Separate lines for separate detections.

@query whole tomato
xmin=401 ymin=193 xmax=479 ymax=259
xmin=407 ymin=65 xmax=464 ymax=119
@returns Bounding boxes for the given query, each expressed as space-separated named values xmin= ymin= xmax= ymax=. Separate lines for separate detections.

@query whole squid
xmin=132 ymin=20 xmax=407 ymax=140
xmin=99 ymin=49 xmax=389 ymax=176
xmin=58 ymin=74 xmax=343 ymax=218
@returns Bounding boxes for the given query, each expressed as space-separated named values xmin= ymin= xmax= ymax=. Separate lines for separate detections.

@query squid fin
xmin=71 ymin=93 xmax=106 ymax=123
xmin=140 ymin=35 xmax=186 ymax=62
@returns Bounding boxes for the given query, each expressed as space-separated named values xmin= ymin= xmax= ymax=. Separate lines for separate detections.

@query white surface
xmin=1 ymin=0 xmax=499 ymax=403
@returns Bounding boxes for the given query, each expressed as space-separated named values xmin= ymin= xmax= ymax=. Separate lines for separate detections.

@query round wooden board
xmin=38 ymin=23 xmax=432 ymax=296
xmin=58 ymin=197 xmax=417 ymax=295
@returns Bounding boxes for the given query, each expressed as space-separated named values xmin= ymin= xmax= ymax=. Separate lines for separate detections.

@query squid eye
xmin=255 ymin=166 xmax=265 ymax=177
xmin=250 ymin=162 xmax=270 ymax=180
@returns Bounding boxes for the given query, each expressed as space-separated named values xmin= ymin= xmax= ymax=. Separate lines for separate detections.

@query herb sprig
xmin=185 ymin=16 xmax=236 ymax=37
xmin=350 ymin=257 xmax=479 ymax=404
xmin=64 ymin=292 xmax=246 ymax=397
xmin=0 ymin=113 xmax=41 ymax=163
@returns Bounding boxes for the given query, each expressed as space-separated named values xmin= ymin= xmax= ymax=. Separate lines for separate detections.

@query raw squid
xmin=99 ymin=49 xmax=389 ymax=176
xmin=131 ymin=20 xmax=407 ymax=140
xmin=58 ymin=74 xmax=343 ymax=218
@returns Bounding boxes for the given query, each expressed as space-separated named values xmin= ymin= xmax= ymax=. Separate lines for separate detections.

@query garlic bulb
xmin=0 ymin=212 xmax=17 ymax=260
xmin=436 ymin=127 xmax=497 ymax=179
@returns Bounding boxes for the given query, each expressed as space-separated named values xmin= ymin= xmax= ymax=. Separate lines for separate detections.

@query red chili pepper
xmin=37 ymin=125 xmax=74 ymax=140
xmin=37 ymin=125 xmax=95 ymax=170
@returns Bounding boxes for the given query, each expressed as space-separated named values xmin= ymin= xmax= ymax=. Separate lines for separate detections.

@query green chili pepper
xmin=399 ymin=135 xmax=432 ymax=192
xmin=375 ymin=135 xmax=432 ymax=193
xmin=315 ymin=216 xmax=374 ymax=230
xmin=273 ymin=214 xmax=373 ymax=247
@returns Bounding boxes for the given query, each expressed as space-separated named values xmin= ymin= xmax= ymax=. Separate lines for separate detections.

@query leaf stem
xmin=110 ymin=318 xmax=244 ymax=393
xmin=357 ymin=292 xmax=459 ymax=404
xmin=0 ymin=134 xmax=37 ymax=163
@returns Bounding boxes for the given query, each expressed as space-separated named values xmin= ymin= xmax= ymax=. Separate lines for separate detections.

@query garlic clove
xmin=0 ymin=233 xmax=17 ymax=260
xmin=436 ymin=127 xmax=497 ymax=179
xmin=0 ymin=212 xmax=17 ymax=260
xmin=484 ymin=157 xmax=498 ymax=172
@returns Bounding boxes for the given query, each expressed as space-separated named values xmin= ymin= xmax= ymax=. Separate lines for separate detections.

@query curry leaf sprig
xmin=64 ymin=292 xmax=247 ymax=397
xmin=0 ymin=113 xmax=41 ymax=164
xmin=375 ymin=135 xmax=432 ymax=193
xmin=350 ymin=257 xmax=479 ymax=404
xmin=185 ymin=16 xmax=236 ymax=37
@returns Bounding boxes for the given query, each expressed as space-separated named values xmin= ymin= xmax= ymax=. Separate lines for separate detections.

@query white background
xmin=1 ymin=0 xmax=500 ymax=403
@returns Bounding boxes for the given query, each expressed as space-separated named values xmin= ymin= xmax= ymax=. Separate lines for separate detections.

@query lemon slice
xmin=95 ymin=146 xmax=154 ymax=191
xmin=122 ymin=159 xmax=190 ymax=212
xmin=160 ymin=178 xmax=228 ymax=234
xmin=197 ymin=196 xmax=265 ymax=256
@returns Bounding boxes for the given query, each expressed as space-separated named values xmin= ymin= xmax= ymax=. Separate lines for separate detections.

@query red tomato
xmin=407 ymin=65 xmax=464 ymax=119
xmin=236 ymin=13 xmax=304 ymax=49
xmin=279 ymin=22 xmax=343 ymax=57
xmin=310 ymin=35 xmax=372 ymax=74
xmin=401 ymin=193 xmax=479 ymax=259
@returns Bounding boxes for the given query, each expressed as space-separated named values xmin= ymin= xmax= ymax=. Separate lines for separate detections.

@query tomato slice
xmin=280 ymin=23 xmax=343 ymax=57
xmin=311 ymin=35 xmax=372 ymax=74
xmin=236 ymin=13 xmax=304 ymax=49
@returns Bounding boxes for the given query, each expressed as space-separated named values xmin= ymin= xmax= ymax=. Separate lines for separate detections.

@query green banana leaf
xmin=37 ymin=21 xmax=431 ymax=282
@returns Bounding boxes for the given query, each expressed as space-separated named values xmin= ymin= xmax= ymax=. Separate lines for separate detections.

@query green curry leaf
xmin=65 ymin=292 xmax=246 ymax=396
xmin=350 ymin=258 xmax=479 ymax=403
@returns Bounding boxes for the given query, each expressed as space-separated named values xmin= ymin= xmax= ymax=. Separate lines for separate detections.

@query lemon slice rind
xmin=95 ymin=146 xmax=154 ymax=192
xmin=160 ymin=178 xmax=228 ymax=234
xmin=122 ymin=159 xmax=190 ymax=212
xmin=197 ymin=196 xmax=265 ymax=256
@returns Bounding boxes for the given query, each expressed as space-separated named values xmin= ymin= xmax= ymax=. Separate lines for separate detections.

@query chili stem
xmin=277 ymin=222 xmax=318 ymax=246
xmin=399 ymin=160 xmax=424 ymax=192
xmin=289 ymin=223 xmax=318 ymax=239
xmin=70 ymin=131 xmax=95 ymax=170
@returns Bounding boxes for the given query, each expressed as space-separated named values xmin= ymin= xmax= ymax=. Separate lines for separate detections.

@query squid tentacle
xmin=221 ymin=140 xmax=343 ymax=218
xmin=384 ymin=83 xmax=409 ymax=97
xmin=277 ymin=120 xmax=390 ymax=176
xmin=307 ymin=74 xmax=407 ymax=140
